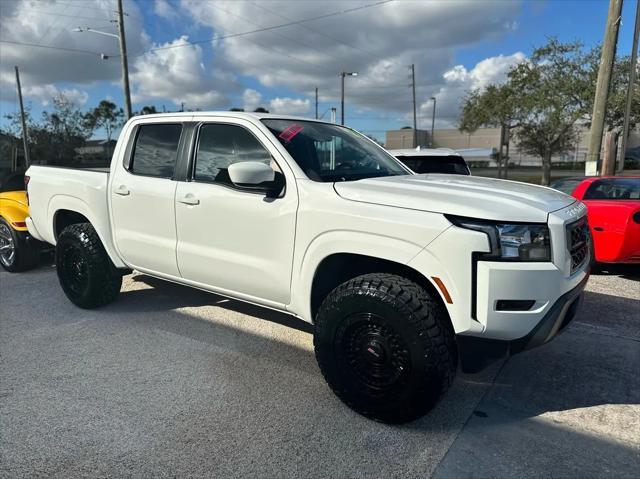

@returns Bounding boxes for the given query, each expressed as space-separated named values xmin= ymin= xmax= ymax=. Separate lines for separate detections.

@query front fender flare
xmin=288 ymin=230 xmax=425 ymax=322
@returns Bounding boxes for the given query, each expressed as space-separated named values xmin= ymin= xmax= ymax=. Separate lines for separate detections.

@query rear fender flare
xmin=47 ymin=195 xmax=126 ymax=268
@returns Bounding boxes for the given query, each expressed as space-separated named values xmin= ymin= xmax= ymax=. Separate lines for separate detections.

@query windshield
xmin=262 ymin=119 xmax=408 ymax=182
xmin=396 ymin=155 xmax=470 ymax=175
xmin=550 ymin=178 xmax=583 ymax=195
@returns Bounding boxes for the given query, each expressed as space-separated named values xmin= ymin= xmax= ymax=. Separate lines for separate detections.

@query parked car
xmin=0 ymin=171 xmax=43 ymax=272
xmin=26 ymin=113 xmax=591 ymax=423
xmin=550 ymin=176 xmax=640 ymax=264
xmin=388 ymin=148 xmax=470 ymax=175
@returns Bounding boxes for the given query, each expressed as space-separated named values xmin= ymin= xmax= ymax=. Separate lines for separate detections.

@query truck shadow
xmin=114 ymin=275 xmax=638 ymax=426
xmin=592 ymin=263 xmax=640 ymax=281
xmin=104 ymin=276 xmax=640 ymax=475
xmin=428 ymin=288 xmax=640 ymax=426
xmin=116 ymin=274 xmax=313 ymax=334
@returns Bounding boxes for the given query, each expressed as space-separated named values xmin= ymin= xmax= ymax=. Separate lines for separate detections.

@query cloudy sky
xmin=0 ymin=0 xmax=638 ymax=141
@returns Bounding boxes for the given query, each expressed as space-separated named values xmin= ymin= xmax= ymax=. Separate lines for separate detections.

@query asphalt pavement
xmin=1 ymin=264 xmax=638 ymax=478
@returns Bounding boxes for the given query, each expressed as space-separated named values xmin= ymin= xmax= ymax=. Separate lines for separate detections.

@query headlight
xmin=446 ymin=215 xmax=551 ymax=262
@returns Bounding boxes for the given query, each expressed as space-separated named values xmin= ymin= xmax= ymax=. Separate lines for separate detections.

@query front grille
xmin=566 ymin=217 xmax=590 ymax=273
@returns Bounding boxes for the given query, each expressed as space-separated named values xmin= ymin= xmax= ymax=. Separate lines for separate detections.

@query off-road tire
xmin=314 ymin=273 xmax=457 ymax=424
xmin=56 ymin=222 xmax=122 ymax=309
xmin=0 ymin=217 xmax=39 ymax=272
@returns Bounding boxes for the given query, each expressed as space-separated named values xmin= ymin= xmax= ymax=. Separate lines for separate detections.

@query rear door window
xmin=129 ymin=124 xmax=182 ymax=178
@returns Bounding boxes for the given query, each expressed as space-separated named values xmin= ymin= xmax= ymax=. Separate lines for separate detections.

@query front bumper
xmin=457 ymin=273 xmax=589 ymax=372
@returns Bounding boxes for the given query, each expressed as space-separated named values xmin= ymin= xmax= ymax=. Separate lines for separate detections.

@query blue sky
xmin=0 ymin=0 xmax=637 ymax=142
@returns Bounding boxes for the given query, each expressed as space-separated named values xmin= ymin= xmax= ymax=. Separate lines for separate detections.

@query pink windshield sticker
xmin=278 ymin=124 xmax=303 ymax=143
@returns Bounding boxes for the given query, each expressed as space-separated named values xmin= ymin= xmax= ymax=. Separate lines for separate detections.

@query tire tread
xmin=314 ymin=273 xmax=457 ymax=423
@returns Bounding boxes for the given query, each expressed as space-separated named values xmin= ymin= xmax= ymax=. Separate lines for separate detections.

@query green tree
xmin=138 ymin=105 xmax=158 ymax=115
xmin=584 ymin=50 xmax=640 ymax=133
xmin=42 ymin=93 xmax=95 ymax=165
xmin=459 ymin=83 xmax=521 ymax=178
xmin=4 ymin=94 xmax=94 ymax=166
xmin=459 ymin=39 xmax=596 ymax=185
xmin=85 ymin=100 xmax=124 ymax=142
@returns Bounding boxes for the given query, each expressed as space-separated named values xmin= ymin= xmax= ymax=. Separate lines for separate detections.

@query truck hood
xmin=333 ymin=174 xmax=576 ymax=223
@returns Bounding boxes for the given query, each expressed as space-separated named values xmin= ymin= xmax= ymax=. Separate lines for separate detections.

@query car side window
xmin=194 ymin=123 xmax=274 ymax=185
xmin=584 ymin=179 xmax=640 ymax=200
xmin=130 ymin=124 xmax=182 ymax=178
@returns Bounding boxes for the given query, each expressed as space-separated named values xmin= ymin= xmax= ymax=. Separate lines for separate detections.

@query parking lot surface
xmin=1 ymin=265 xmax=638 ymax=478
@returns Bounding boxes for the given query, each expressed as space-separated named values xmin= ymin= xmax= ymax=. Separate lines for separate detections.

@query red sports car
xmin=550 ymin=176 xmax=640 ymax=264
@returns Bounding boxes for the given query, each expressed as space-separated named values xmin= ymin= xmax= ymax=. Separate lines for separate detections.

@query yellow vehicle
xmin=0 ymin=172 xmax=42 ymax=272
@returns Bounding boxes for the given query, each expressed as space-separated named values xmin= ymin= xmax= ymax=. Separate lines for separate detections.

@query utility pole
xmin=340 ymin=71 xmax=358 ymax=125
xmin=410 ymin=64 xmax=417 ymax=147
xmin=619 ymin=0 xmax=640 ymax=174
xmin=116 ymin=0 xmax=132 ymax=119
xmin=430 ymin=96 xmax=436 ymax=148
xmin=330 ymin=108 xmax=337 ymax=169
xmin=586 ymin=0 xmax=623 ymax=176
xmin=14 ymin=66 xmax=30 ymax=169
xmin=340 ymin=73 xmax=345 ymax=125
xmin=315 ymin=87 xmax=318 ymax=119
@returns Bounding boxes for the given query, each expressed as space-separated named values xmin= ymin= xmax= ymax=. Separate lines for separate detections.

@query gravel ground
xmin=1 ymin=264 xmax=638 ymax=478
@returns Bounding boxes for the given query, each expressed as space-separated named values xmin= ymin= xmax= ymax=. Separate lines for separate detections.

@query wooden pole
xmin=586 ymin=0 xmax=623 ymax=176
xmin=14 ymin=66 xmax=30 ymax=169
xmin=619 ymin=0 xmax=640 ymax=173
xmin=117 ymin=0 xmax=132 ymax=119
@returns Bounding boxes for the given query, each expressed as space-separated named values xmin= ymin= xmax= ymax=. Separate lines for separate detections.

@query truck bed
xmin=25 ymin=165 xmax=111 ymax=247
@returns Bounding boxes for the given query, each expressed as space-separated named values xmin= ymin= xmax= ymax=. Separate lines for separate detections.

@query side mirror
xmin=228 ymin=161 xmax=284 ymax=197
xmin=228 ymin=161 xmax=275 ymax=185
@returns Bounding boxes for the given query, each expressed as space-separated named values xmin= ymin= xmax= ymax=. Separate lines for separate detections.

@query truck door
xmin=110 ymin=122 xmax=184 ymax=277
xmin=175 ymin=119 xmax=297 ymax=306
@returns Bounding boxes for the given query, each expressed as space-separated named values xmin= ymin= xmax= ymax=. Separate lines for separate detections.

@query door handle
xmin=114 ymin=185 xmax=130 ymax=196
xmin=178 ymin=195 xmax=200 ymax=206
xmin=593 ymin=226 xmax=604 ymax=232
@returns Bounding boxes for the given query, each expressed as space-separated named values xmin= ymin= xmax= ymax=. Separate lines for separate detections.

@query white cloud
xmin=0 ymin=0 xmax=147 ymax=102
xmin=130 ymin=36 xmax=229 ymax=109
xmin=179 ymin=0 xmax=522 ymax=114
xmin=418 ymin=52 xmax=526 ymax=127
xmin=23 ymin=85 xmax=89 ymax=107
xmin=242 ymin=89 xmax=262 ymax=111
xmin=154 ymin=0 xmax=179 ymax=20
xmin=0 ymin=0 xmax=525 ymax=129
xmin=269 ymin=97 xmax=310 ymax=115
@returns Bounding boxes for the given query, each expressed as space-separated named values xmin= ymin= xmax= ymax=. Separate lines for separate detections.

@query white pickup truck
xmin=26 ymin=112 xmax=591 ymax=423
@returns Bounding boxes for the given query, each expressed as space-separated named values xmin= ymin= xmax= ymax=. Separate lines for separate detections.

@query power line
xmin=202 ymin=3 xmax=333 ymax=75
xmin=0 ymin=39 xmax=108 ymax=56
xmin=248 ymin=0 xmax=381 ymax=61
xmin=122 ymin=0 xmax=394 ymax=58
xmin=206 ymin=1 xmax=399 ymax=78
xmin=19 ymin=9 xmax=117 ymax=22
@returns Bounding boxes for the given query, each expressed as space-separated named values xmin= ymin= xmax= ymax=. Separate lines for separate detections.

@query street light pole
xmin=410 ymin=64 xmax=417 ymax=147
xmin=340 ymin=71 xmax=358 ymax=126
xmin=430 ymin=96 xmax=436 ymax=147
xmin=73 ymin=9 xmax=132 ymax=120
xmin=116 ymin=0 xmax=132 ymax=119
